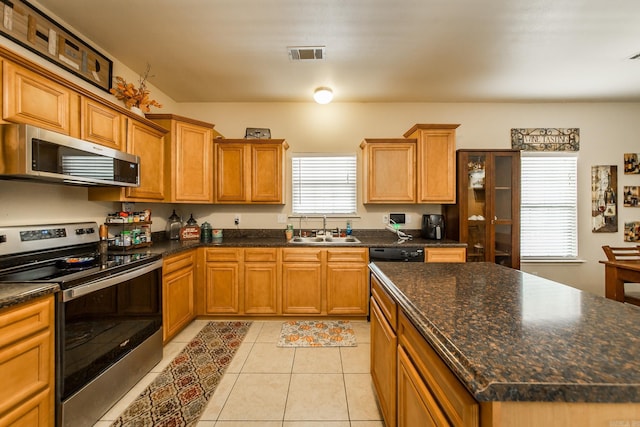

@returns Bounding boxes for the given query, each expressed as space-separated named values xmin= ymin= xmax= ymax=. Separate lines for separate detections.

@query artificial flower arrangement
xmin=110 ymin=64 xmax=162 ymax=113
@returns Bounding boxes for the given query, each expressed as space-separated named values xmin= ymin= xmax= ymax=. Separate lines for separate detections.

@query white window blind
xmin=292 ymin=154 xmax=357 ymax=214
xmin=521 ymin=153 xmax=578 ymax=259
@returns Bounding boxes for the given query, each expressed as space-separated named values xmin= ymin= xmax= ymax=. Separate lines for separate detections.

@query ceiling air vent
xmin=288 ymin=46 xmax=325 ymax=61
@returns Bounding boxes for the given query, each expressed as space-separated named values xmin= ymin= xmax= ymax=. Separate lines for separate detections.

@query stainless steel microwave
xmin=0 ymin=124 xmax=139 ymax=187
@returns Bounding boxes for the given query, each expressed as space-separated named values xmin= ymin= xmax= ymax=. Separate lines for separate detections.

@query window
xmin=520 ymin=153 xmax=578 ymax=259
xmin=292 ymin=154 xmax=357 ymax=214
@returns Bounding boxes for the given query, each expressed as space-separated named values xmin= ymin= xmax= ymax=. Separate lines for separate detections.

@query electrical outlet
xmin=382 ymin=214 xmax=389 ymax=224
xmin=277 ymin=214 xmax=286 ymax=224
xmin=234 ymin=214 xmax=240 ymax=226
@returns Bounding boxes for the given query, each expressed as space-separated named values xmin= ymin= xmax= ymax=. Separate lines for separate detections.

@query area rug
xmin=110 ymin=321 xmax=251 ymax=427
xmin=277 ymin=320 xmax=357 ymax=347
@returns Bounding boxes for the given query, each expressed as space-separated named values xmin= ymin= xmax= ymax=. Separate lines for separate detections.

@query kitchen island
xmin=370 ymin=261 xmax=640 ymax=427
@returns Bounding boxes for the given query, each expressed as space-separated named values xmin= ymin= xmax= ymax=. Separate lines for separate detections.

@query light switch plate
xmin=277 ymin=214 xmax=287 ymax=224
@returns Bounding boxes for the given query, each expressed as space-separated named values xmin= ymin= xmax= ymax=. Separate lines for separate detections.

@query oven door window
xmin=61 ymin=268 xmax=161 ymax=399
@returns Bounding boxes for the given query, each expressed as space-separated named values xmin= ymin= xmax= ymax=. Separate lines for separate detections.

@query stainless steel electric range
xmin=0 ymin=222 xmax=163 ymax=427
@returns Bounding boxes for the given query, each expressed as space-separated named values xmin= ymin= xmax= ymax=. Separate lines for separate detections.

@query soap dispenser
xmin=166 ymin=209 xmax=182 ymax=240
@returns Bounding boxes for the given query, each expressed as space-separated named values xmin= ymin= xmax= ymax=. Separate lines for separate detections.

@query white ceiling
xmin=35 ymin=0 xmax=640 ymax=103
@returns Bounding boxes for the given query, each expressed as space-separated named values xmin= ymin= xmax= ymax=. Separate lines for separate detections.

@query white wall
xmin=2 ymin=8 xmax=640 ymax=296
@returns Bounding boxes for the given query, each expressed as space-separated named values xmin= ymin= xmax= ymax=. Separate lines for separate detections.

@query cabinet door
xmin=370 ymin=297 xmax=397 ymax=427
xmin=3 ymin=61 xmax=75 ymax=135
xmin=397 ymin=346 xmax=447 ymax=427
xmin=327 ymin=263 xmax=367 ymax=315
xmin=282 ymin=263 xmax=323 ymax=314
xmin=0 ymin=296 xmax=54 ymax=427
xmin=215 ymin=143 xmax=247 ymax=202
xmin=251 ymin=143 xmax=283 ymax=202
xmin=362 ymin=140 xmax=416 ymax=203
xmin=81 ymin=97 xmax=124 ymax=150
xmin=162 ymin=251 xmax=195 ymax=343
xmin=417 ymin=128 xmax=456 ymax=203
xmin=125 ymin=120 xmax=166 ymax=200
xmin=244 ymin=262 xmax=279 ymax=314
xmin=205 ymin=262 xmax=241 ymax=314
xmin=173 ymin=120 xmax=213 ymax=202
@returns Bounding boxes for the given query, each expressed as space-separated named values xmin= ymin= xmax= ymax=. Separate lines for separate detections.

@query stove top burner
xmin=0 ymin=251 xmax=161 ymax=288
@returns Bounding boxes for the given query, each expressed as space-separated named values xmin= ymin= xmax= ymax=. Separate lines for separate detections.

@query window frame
xmin=520 ymin=151 xmax=579 ymax=261
xmin=291 ymin=152 xmax=358 ymax=215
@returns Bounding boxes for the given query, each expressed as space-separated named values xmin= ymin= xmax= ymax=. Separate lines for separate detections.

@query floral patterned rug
xmin=110 ymin=321 xmax=251 ymax=427
xmin=277 ymin=320 xmax=357 ymax=347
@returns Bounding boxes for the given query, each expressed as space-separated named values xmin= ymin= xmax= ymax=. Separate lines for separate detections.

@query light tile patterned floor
xmin=94 ymin=320 xmax=384 ymax=427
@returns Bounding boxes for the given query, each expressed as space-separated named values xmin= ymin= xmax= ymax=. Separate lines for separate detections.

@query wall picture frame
xmin=0 ymin=0 xmax=112 ymax=92
xmin=624 ymin=153 xmax=640 ymax=174
xmin=591 ymin=165 xmax=618 ymax=233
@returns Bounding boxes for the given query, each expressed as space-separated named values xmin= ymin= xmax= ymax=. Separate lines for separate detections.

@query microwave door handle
xmin=62 ymin=260 xmax=161 ymax=302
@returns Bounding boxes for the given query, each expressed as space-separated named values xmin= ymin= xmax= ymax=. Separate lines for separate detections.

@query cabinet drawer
xmin=424 ymin=247 xmax=466 ymax=263
xmin=327 ymin=248 xmax=368 ymax=263
xmin=205 ymin=248 xmax=242 ymax=262
xmin=398 ymin=312 xmax=478 ymax=427
xmin=163 ymin=250 xmax=196 ymax=275
xmin=0 ymin=297 xmax=52 ymax=349
xmin=371 ymin=274 xmax=397 ymax=331
xmin=282 ymin=248 xmax=323 ymax=262
xmin=245 ymin=248 xmax=278 ymax=262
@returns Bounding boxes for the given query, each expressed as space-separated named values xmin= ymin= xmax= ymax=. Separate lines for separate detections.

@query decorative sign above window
xmin=0 ymin=0 xmax=113 ymax=92
xmin=511 ymin=128 xmax=579 ymax=152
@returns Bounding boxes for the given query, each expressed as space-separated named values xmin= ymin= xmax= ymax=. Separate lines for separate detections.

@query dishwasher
xmin=369 ymin=247 xmax=425 ymax=262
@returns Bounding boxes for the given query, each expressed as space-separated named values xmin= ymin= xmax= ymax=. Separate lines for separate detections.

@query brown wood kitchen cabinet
xmin=80 ymin=97 xmax=125 ymax=150
xmin=2 ymin=60 xmax=79 ymax=136
xmin=215 ymin=139 xmax=288 ymax=204
xmin=147 ymin=114 xmax=215 ymax=203
xmin=244 ymin=248 xmax=280 ymax=315
xmin=445 ymin=149 xmax=520 ymax=268
xmin=424 ymin=247 xmax=467 ymax=263
xmin=282 ymin=248 xmax=324 ymax=315
xmin=88 ymin=118 xmax=168 ymax=202
xmin=326 ymin=248 xmax=369 ymax=315
xmin=404 ymin=124 xmax=459 ymax=204
xmin=0 ymin=295 xmax=55 ymax=426
xmin=370 ymin=274 xmax=398 ymax=427
xmin=201 ymin=248 xmax=242 ymax=315
xmin=397 ymin=312 xmax=479 ymax=427
xmin=162 ymin=251 xmax=196 ymax=343
xmin=360 ymin=138 xmax=417 ymax=203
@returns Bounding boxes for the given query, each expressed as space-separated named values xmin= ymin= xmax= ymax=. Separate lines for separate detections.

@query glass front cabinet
xmin=445 ymin=149 xmax=521 ymax=269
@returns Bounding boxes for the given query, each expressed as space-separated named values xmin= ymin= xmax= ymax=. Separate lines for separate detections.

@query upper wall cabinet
xmin=2 ymin=60 xmax=79 ymax=136
xmin=147 ymin=114 xmax=214 ymax=203
xmin=80 ymin=97 xmax=125 ymax=150
xmin=403 ymin=124 xmax=459 ymax=204
xmin=215 ymin=139 xmax=288 ymax=204
xmin=88 ymin=118 xmax=167 ymax=202
xmin=360 ymin=138 xmax=417 ymax=203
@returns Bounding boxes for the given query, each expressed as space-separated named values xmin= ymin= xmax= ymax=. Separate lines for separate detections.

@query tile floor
xmin=94 ymin=319 xmax=384 ymax=427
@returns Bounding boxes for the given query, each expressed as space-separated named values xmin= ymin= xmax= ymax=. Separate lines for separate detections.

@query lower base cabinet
xmin=162 ymin=250 xmax=196 ymax=343
xmin=244 ymin=248 xmax=280 ymax=314
xmin=327 ymin=249 xmax=369 ymax=315
xmin=282 ymin=248 xmax=324 ymax=314
xmin=0 ymin=295 xmax=54 ymax=427
xmin=202 ymin=248 xmax=242 ymax=315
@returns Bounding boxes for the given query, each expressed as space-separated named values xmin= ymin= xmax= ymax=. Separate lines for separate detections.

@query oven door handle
xmin=62 ymin=259 xmax=162 ymax=302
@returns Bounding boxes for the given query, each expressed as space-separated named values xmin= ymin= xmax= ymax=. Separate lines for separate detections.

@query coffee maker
xmin=421 ymin=214 xmax=445 ymax=240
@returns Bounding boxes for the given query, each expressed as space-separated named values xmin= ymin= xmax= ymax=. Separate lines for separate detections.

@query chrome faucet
xmin=322 ymin=215 xmax=327 ymax=236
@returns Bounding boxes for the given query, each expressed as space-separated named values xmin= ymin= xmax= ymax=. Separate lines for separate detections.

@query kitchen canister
xmin=212 ymin=229 xmax=223 ymax=243
xmin=201 ymin=222 xmax=213 ymax=243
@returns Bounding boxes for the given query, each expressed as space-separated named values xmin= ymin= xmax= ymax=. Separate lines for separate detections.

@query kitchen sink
xmin=289 ymin=235 xmax=361 ymax=245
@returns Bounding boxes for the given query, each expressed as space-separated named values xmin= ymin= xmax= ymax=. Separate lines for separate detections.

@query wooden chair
xmin=602 ymin=245 xmax=640 ymax=306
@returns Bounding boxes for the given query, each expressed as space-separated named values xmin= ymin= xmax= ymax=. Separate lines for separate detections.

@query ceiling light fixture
xmin=313 ymin=87 xmax=333 ymax=104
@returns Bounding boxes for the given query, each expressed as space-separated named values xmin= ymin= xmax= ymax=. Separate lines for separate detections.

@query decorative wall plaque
xmin=511 ymin=128 xmax=579 ymax=152
xmin=0 ymin=0 xmax=113 ymax=92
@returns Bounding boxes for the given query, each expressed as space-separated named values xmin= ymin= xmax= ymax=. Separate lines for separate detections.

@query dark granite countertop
xmin=0 ymin=282 xmax=59 ymax=310
xmin=369 ymin=261 xmax=640 ymax=403
xmin=143 ymin=229 xmax=465 ymax=258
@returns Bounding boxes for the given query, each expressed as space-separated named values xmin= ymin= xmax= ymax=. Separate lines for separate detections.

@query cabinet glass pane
xmin=494 ymin=155 xmax=513 ymax=220
xmin=466 ymin=154 xmax=486 ymax=262
xmin=494 ymin=224 xmax=513 ymax=266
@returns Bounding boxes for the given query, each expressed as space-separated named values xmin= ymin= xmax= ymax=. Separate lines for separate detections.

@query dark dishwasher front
xmin=369 ymin=247 xmax=425 ymax=262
